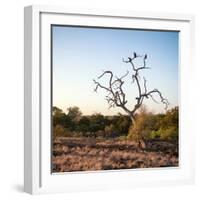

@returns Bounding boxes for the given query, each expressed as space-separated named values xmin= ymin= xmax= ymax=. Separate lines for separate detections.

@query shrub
xmin=127 ymin=106 xmax=153 ymax=141
xmin=150 ymin=129 xmax=162 ymax=139
xmin=150 ymin=126 xmax=178 ymax=141
xmin=128 ymin=106 xmax=179 ymax=142
xmin=53 ymin=125 xmax=66 ymax=137
xmin=111 ymin=114 xmax=131 ymax=135
xmin=53 ymin=124 xmax=74 ymax=137
xmin=64 ymin=129 xmax=73 ymax=137
xmin=89 ymin=113 xmax=105 ymax=132
xmin=95 ymin=130 xmax=105 ymax=138
xmin=104 ymin=124 xmax=116 ymax=138
xmin=160 ymin=126 xmax=178 ymax=140
xmin=127 ymin=124 xmax=140 ymax=141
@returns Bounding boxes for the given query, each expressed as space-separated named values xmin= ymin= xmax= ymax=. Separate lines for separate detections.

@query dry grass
xmin=52 ymin=137 xmax=178 ymax=173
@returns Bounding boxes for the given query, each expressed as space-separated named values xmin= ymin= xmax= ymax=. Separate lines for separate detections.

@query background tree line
xmin=53 ymin=106 xmax=178 ymax=141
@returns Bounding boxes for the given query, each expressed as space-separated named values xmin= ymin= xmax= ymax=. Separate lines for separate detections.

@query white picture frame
xmin=24 ymin=5 xmax=195 ymax=194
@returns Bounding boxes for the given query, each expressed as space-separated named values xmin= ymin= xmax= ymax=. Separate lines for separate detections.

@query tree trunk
xmin=130 ymin=114 xmax=135 ymax=125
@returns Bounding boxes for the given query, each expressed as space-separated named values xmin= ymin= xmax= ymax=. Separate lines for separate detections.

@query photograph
xmin=51 ymin=25 xmax=179 ymax=173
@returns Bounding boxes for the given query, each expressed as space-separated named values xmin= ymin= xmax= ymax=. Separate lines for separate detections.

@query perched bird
xmin=133 ymin=52 xmax=137 ymax=58
xmin=144 ymin=54 xmax=147 ymax=59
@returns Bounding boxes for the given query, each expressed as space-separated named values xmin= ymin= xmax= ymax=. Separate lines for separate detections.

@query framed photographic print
xmin=24 ymin=5 xmax=195 ymax=194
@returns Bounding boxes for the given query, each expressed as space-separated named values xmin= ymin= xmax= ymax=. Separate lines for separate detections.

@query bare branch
xmin=93 ymin=69 xmax=130 ymax=112
xmin=146 ymin=89 xmax=169 ymax=109
xmin=93 ymin=79 xmax=110 ymax=93
xmin=143 ymin=77 xmax=147 ymax=94
xmin=149 ymin=94 xmax=159 ymax=104
xmin=112 ymin=71 xmax=129 ymax=86
xmin=123 ymin=58 xmax=136 ymax=71
xmin=97 ymin=70 xmax=113 ymax=87
xmin=94 ymin=52 xmax=169 ymax=122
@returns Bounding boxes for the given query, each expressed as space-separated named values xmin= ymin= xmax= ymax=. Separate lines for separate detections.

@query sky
xmin=52 ymin=25 xmax=179 ymax=115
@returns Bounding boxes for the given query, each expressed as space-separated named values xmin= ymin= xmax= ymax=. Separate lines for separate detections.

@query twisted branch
xmin=94 ymin=52 xmax=169 ymax=121
xmin=93 ymin=70 xmax=129 ymax=110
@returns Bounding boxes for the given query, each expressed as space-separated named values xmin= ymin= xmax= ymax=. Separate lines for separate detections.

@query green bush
xmin=160 ymin=126 xmax=178 ymax=140
xmin=53 ymin=125 xmax=66 ymax=137
xmin=150 ymin=129 xmax=162 ymax=139
xmin=52 ymin=105 xmax=178 ymax=141
xmin=53 ymin=124 xmax=73 ymax=137
xmin=128 ymin=106 xmax=179 ymax=142
xmin=150 ymin=126 xmax=178 ymax=141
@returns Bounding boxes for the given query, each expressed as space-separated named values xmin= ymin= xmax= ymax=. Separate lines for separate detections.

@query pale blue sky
xmin=52 ymin=26 xmax=179 ymax=115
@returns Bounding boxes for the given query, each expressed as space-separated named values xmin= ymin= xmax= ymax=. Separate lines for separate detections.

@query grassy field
xmin=52 ymin=137 xmax=178 ymax=172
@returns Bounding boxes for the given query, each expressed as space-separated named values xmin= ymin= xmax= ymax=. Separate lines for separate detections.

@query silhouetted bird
xmin=144 ymin=54 xmax=147 ymax=59
xmin=133 ymin=52 xmax=137 ymax=58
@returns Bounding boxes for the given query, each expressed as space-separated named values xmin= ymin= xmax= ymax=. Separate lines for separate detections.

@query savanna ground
xmin=52 ymin=137 xmax=178 ymax=172
xmin=52 ymin=106 xmax=178 ymax=172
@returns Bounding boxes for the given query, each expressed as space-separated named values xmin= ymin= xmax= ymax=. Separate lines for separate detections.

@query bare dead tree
xmin=93 ymin=52 xmax=169 ymax=124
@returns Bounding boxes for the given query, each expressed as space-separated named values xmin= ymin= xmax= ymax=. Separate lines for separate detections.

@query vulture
xmin=128 ymin=57 xmax=132 ymax=62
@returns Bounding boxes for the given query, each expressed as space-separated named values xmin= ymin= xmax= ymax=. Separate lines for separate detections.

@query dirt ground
xmin=52 ymin=137 xmax=178 ymax=173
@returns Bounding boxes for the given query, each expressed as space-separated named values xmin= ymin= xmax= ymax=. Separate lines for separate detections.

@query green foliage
xmin=128 ymin=106 xmax=178 ymax=142
xmin=67 ymin=106 xmax=82 ymax=123
xmin=66 ymin=106 xmax=82 ymax=131
xmin=53 ymin=124 xmax=65 ymax=137
xmin=52 ymin=106 xmax=69 ymax=127
xmin=161 ymin=107 xmax=178 ymax=129
xmin=112 ymin=114 xmax=131 ymax=135
xmin=53 ymin=124 xmax=73 ymax=137
xmin=52 ymin=105 xmax=178 ymax=141
xmin=150 ymin=126 xmax=178 ymax=140
xmin=89 ymin=113 xmax=105 ymax=133
xmin=160 ymin=126 xmax=178 ymax=140
xmin=150 ymin=107 xmax=178 ymax=141
xmin=53 ymin=106 xmax=63 ymax=115
xmin=150 ymin=129 xmax=161 ymax=139
xmin=77 ymin=116 xmax=90 ymax=132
